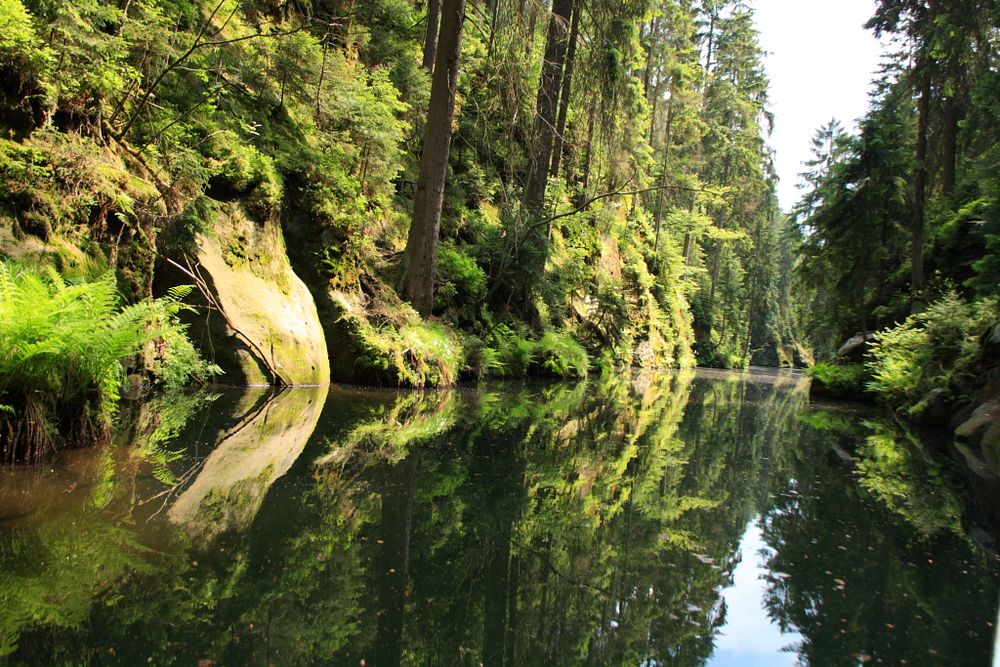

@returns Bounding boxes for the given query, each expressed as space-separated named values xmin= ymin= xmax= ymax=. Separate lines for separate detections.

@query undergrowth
xmin=0 ymin=261 xmax=218 ymax=462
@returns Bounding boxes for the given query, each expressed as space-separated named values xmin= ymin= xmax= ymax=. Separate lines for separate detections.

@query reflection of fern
xmin=129 ymin=391 xmax=219 ymax=485
xmin=0 ymin=514 xmax=161 ymax=658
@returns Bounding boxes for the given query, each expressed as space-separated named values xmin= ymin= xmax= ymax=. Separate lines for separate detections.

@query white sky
xmin=752 ymin=0 xmax=885 ymax=211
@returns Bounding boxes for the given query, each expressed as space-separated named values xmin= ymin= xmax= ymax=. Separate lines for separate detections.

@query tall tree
xmin=523 ymin=0 xmax=574 ymax=213
xmin=867 ymin=0 xmax=940 ymax=296
xmin=422 ymin=0 xmax=442 ymax=70
xmin=549 ymin=0 xmax=581 ymax=178
xmin=405 ymin=0 xmax=468 ymax=316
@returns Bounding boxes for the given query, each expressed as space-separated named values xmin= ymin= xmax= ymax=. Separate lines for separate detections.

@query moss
xmin=534 ymin=330 xmax=589 ymax=379
xmin=326 ymin=289 xmax=466 ymax=388
xmin=190 ymin=215 xmax=329 ymax=386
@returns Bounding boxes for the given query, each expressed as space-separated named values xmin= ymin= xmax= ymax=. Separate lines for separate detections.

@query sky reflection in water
xmin=0 ymin=369 xmax=997 ymax=665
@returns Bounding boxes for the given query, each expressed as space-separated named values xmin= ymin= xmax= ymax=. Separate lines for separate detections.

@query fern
xmin=0 ymin=261 xmax=218 ymax=461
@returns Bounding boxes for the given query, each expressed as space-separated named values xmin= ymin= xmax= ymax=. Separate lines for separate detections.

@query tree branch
xmin=527 ymin=183 xmax=724 ymax=235
xmin=115 ymin=0 xmax=309 ymax=141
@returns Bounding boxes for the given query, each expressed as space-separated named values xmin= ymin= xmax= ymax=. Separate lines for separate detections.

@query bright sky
xmin=709 ymin=521 xmax=801 ymax=667
xmin=752 ymin=0 xmax=885 ymax=211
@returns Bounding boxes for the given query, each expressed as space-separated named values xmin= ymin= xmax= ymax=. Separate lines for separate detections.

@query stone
xmin=187 ymin=205 xmax=329 ymax=386
xmin=954 ymin=399 xmax=1000 ymax=445
xmin=836 ymin=331 xmax=875 ymax=362
xmin=168 ymin=385 xmax=328 ymax=540
xmin=913 ymin=388 xmax=950 ymax=423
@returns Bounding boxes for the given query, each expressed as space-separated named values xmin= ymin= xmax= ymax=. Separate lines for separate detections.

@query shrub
xmin=0 ymin=262 xmax=218 ymax=462
xmin=435 ymin=243 xmax=487 ymax=315
xmin=806 ymin=362 xmax=867 ymax=401
xmin=535 ymin=330 xmax=589 ymax=379
xmin=866 ymin=291 xmax=998 ymax=413
xmin=0 ymin=0 xmax=53 ymax=133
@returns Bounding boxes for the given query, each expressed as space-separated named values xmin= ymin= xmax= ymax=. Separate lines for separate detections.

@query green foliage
xmin=0 ymin=261 xmax=217 ymax=460
xmin=856 ymin=419 xmax=965 ymax=539
xmin=807 ymin=362 xmax=867 ymax=398
xmin=535 ymin=330 xmax=589 ymax=378
xmin=485 ymin=323 xmax=537 ymax=378
xmin=0 ymin=0 xmax=53 ymax=132
xmin=434 ymin=243 xmax=487 ymax=315
xmin=866 ymin=291 xmax=998 ymax=412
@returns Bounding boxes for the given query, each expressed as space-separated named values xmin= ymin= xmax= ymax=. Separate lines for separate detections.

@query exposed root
xmin=0 ymin=395 xmax=111 ymax=465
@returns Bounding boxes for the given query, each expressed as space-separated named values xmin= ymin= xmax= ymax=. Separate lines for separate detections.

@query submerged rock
xmin=955 ymin=400 xmax=1000 ymax=477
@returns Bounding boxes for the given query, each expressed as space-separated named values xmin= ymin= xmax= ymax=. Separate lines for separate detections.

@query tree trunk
xmin=523 ymin=0 xmax=574 ymax=213
xmin=488 ymin=0 xmax=501 ymax=54
xmin=941 ymin=88 xmax=960 ymax=196
xmin=422 ymin=0 xmax=442 ymax=70
xmin=912 ymin=57 xmax=931 ymax=295
xmin=652 ymin=80 xmax=677 ymax=254
xmin=549 ymin=0 xmax=580 ymax=178
xmin=580 ymin=97 xmax=597 ymax=190
xmin=405 ymin=0 xmax=467 ymax=317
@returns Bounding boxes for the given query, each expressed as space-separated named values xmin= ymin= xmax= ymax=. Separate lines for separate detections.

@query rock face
xmin=168 ymin=386 xmax=328 ymax=540
xmin=955 ymin=399 xmax=1000 ymax=477
xmin=837 ymin=331 xmax=875 ymax=362
xmin=190 ymin=205 xmax=329 ymax=386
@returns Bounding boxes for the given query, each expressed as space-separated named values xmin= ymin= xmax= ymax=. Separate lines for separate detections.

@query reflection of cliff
xmin=168 ymin=386 xmax=328 ymax=539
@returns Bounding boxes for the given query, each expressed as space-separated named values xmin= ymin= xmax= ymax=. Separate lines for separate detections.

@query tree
xmin=523 ymin=0 xmax=574 ymax=214
xmin=422 ymin=0 xmax=441 ymax=70
xmin=404 ymin=0 xmax=468 ymax=317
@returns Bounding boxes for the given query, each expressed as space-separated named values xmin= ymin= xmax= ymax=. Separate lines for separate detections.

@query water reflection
xmin=0 ymin=370 xmax=996 ymax=665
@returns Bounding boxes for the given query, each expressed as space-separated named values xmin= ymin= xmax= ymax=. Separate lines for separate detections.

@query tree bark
xmin=941 ymin=85 xmax=960 ymax=196
xmin=523 ymin=0 xmax=574 ymax=213
xmin=405 ymin=0 xmax=467 ymax=317
xmin=912 ymin=57 xmax=931 ymax=295
xmin=580 ymin=97 xmax=597 ymax=191
xmin=549 ymin=0 xmax=580 ymax=178
xmin=422 ymin=0 xmax=442 ymax=70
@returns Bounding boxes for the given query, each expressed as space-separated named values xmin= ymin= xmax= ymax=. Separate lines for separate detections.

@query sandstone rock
xmin=168 ymin=385 xmax=328 ymax=540
xmin=189 ymin=205 xmax=329 ymax=386
xmin=955 ymin=399 xmax=1000 ymax=477
xmin=913 ymin=388 xmax=950 ymax=423
xmin=836 ymin=331 xmax=875 ymax=362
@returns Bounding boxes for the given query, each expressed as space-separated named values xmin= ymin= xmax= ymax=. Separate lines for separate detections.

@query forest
xmin=1 ymin=0 xmax=998 ymax=461
xmin=1 ymin=0 xmax=999 ymax=662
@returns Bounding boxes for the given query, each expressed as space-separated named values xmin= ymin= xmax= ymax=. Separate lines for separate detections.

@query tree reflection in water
xmin=0 ymin=370 xmax=996 ymax=665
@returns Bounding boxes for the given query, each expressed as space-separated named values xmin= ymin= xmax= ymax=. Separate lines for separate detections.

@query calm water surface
xmin=0 ymin=369 xmax=997 ymax=665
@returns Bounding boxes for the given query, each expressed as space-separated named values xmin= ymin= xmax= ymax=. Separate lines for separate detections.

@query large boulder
xmin=955 ymin=399 xmax=1000 ymax=477
xmin=187 ymin=205 xmax=329 ymax=386
xmin=836 ymin=331 xmax=875 ymax=363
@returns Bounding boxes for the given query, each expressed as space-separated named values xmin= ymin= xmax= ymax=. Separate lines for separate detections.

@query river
xmin=0 ymin=369 xmax=997 ymax=665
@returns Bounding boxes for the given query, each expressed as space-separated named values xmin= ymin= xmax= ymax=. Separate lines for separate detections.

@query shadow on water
xmin=0 ymin=369 xmax=997 ymax=665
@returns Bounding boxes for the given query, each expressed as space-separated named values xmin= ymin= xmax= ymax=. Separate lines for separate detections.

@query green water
xmin=0 ymin=369 xmax=997 ymax=666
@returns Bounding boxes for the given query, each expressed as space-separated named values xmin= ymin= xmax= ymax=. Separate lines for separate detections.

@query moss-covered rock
xmin=189 ymin=205 xmax=329 ymax=386
xmin=807 ymin=362 xmax=871 ymax=402
xmin=324 ymin=287 xmax=466 ymax=387
xmin=955 ymin=400 xmax=1000 ymax=475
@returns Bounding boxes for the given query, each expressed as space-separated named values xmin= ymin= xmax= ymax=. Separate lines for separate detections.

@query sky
xmin=708 ymin=521 xmax=802 ymax=667
xmin=751 ymin=0 xmax=886 ymax=211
